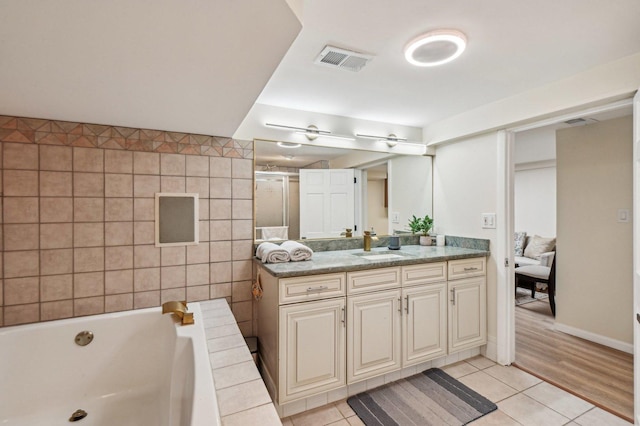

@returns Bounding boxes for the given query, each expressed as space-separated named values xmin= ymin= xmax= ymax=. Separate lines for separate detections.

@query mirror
xmin=155 ymin=193 xmax=199 ymax=246
xmin=254 ymin=140 xmax=433 ymax=242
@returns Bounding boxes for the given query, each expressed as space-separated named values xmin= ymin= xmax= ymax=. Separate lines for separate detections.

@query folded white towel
xmin=256 ymin=242 xmax=290 ymax=263
xmin=280 ymin=240 xmax=313 ymax=261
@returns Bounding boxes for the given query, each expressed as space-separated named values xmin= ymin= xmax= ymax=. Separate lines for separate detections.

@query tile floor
xmin=281 ymin=356 xmax=632 ymax=426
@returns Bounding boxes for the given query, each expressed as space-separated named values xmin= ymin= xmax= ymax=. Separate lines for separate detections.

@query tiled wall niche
xmin=0 ymin=116 xmax=255 ymax=336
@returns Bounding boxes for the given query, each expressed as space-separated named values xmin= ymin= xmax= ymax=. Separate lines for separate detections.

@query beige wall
xmin=0 ymin=115 xmax=255 ymax=336
xmin=556 ymin=116 xmax=633 ymax=345
xmin=366 ymin=179 xmax=388 ymax=234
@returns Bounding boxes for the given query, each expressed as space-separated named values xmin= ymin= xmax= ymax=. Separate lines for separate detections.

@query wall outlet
xmin=482 ymin=213 xmax=496 ymax=229
xmin=391 ymin=212 xmax=400 ymax=224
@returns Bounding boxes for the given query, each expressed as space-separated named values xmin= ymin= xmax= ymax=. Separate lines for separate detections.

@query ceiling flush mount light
xmin=265 ymin=123 xmax=355 ymax=141
xmin=404 ymin=29 xmax=467 ymax=67
xmin=356 ymin=133 xmax=407 ymax=148
xmin=277 ymin=141 xmax=301 ymax=149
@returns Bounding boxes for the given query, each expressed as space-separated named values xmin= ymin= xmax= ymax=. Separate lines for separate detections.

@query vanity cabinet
xmin=447 ymin=258 xmax=487 ymax=353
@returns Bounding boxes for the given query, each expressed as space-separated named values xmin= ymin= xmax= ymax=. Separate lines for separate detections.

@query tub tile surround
xmin=0 ymin=115 xmax=255 ymax=332
xmin=201 ymin=299 xmax=281 ymax=425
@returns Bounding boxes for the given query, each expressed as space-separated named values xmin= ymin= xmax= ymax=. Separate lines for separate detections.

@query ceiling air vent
xmin=564 ymin=117 xmax=599 ymax=126
xmin=314 ymin=45 xmax=373 ymax=72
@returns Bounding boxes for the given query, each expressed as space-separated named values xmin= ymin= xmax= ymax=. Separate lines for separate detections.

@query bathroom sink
xmin=351 ymin=251 xmax=414 ymax=261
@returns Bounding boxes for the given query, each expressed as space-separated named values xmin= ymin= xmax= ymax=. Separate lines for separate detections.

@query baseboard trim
xmin=554 ymin=322 xmax=633 ymax=354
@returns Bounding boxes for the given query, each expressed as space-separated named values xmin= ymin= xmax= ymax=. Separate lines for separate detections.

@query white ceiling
xmin=253 ymin=0 xmax=640 ymax=129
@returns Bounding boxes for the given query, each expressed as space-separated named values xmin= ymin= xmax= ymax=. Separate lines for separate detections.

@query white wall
xmin=434 ymin=133 xmax=499 ymax=355
xmin=514 ymin=167 xmax=556 ymax=237
xmin=388 ymin=156 xmax=433 ymax=234
xmin=556 ymin=116 xmax=633 ymax=346
xmin=515 ymin=126 xmax=557 ymax=164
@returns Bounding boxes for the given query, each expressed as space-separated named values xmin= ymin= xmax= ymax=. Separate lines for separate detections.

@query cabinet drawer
xmin=279 ymin=273 xmax=345 ymax=304
xmin=347 ymin=267 xmax=400 ymax=294
xmin=402 ymin=262 xmax=447 ymax=286
xmin=448 ymin=257 xmax=486 ymax=280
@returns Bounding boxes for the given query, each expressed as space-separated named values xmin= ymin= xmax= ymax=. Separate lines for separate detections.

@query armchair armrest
xmin=539 ymin=251 xmax=555 ymax=267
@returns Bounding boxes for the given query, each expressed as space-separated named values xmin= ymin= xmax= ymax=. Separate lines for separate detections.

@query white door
xmin=633 ymin=88 xmax=640 ymax=425
xmin=299 ymin=169 xmax=355 ymax=238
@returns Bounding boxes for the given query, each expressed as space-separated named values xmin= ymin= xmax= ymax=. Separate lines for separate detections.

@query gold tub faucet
xmin=363 ymin=231 xmax=379 ymax=252
xmin=162 ymin=300 xmax=194 ymax=325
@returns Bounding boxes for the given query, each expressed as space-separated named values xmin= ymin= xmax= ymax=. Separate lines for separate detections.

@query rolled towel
xmin=280 ymin=240 xmax=313 ymax=261
xmin=256 ymin=242 xmax=290 ymax=263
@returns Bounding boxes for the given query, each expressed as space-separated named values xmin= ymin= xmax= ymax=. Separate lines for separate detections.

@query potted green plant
xmin=408 ymin=214 xmax=434 ymax=246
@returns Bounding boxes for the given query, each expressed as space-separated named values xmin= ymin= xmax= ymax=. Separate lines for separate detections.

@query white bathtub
xmin=0 ymin=303 xmax=220 ymax=426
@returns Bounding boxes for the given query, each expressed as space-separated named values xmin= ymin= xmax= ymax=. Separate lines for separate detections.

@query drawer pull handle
xmin=463 ymin=267 xmax=478 ymax=271
xmin=450 ymin=289 xmax=456 ymax=305
xmin=306 ymin=285 xmax=329 ymax=292
xmin=405 ymin=295 xmax=409 ymax=314
xmin=398 ymin=297 xmax=402 ymax=313
xmin=341 ymin=307 xmax=346 ymax=327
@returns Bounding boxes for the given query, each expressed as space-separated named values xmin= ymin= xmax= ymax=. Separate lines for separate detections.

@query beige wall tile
xmin=160 ymin=176 xmax=185 ymax=192
xmin=40 ymin=274 xmax=73 ymax=301
xmin=40 ymin=171 xmax=72 ymax=196
xmin=187 ymin=243 xmax=209 ymax=264
xmin=161 ymin=288 xmax=185 ymax=304
xmin=232 ymin=260 xmax=253 ymax=281
xmin=4 ymin=277 xmax=39 ymax=305
xmin=0 ymin=281 xmax=3 ymax=306
xmin=199 ymin=221 xmax=210 ymax=243
xmin=210 ymin=157 xmax=231 ymax=178
xmin=74 ymin=296 xmax=104 ymax=316
xmin=105 ymin=269 xmax=133 ymax=294
xmin=134 ymin=267 xmax=160 ymax=292
xmin=105 ymin=150 xmax=132 ymax=173
xmin=41 ymin=300 xmax=73 ymax=321
xmin=105 ymin=198 xmax=133 ymax=221
xmin=134 ymin=221 xmax=155 ymax=245
xmin=187 ymin=285 xmax=210 ymax=302
xmin=40 ymin=223 xmax=73 ymax=249
xmin=210 ymin=241 xmax=232 ymax=262
xmin=4 ymin=303 xmax=39 ymax=325
xmin=105 ymin=222 xmax=133 ymax=246
xmin=186 ymin=155 xmax=209 ymax=177
xmin=232 ymin=179 xmax=253 ymax=199
xmin=232 ymin=300 xmax=253 ymax=322
xmin=74 ymin=172 xmax=104 ymax=197
xmin=74 ymin=272 xmax=104 ymax=298
xmin=133 ymin=198 xmax=154 ymax=221
xmin=211 ymin=220 xmax=232 ymax=241
xmin=74 ymin=198 xmax=104 ymax=222
xmin=232 ymin=220 xmax=253 ymax=240
xmin=105 ymin=293 xmax=133 ymax=313
xmin=210 ymin=282 xmax=231 ymax=299
xmin=210 ymin=262 xmax=232 ymax=283
xmin=73 ymin=147 xmax=104 ymax=172
xmin=232 ymin=280 xmax=252 ymax=302
xmin=210 ymin=177 xmax=232 ymax=199
xmin=73 ymin=247 xmax=104 ymax=273
xmin=186 ymin=177 xmax=209 ymax=199
xmin=187 ymin=263 xmax=210 ymax=286
xmin=105 ymin=246 xmax=133 ymax=270
xmin=232 ymin=240 xmax=253 ymax=260
xmin=74 ymin=223 xmax=104 ymax=247
xmin=133 ymin=152 xmax=159 ymax=175
xmin=161 ymin=265 xmax=186 ymax=289
xmin=134 ymin=245 xmax=160 ymax=268
xmin=40 ymin=145 xmax=72 ymax=171
xmin=105 ymin=174 xmax=133 ymax=197
xmin=4 ymin=170 xmax=38 ymax=196
xmin=199 ymin=198 xmax=209 ymax=219
xmin=40 ymin=197 xmax=73 ymax=222
xmin=4 ymin=224 xmax=39 ymax=251
xmin=232 ymin=158 xmax=253 ymax=179
xmin=134 ymin=175 xmax=160 ymax=197
xmin=4 ymin=143 xmax=38 ymax=169
xmin=161 ymin=246 xmax=186 ymax=266
xmin=237 ymin=320 xmax=253 ymax=338
xmin=3 ymin=197 xmax=39 ymax=223
xmin=134 ymin=290 xmax=160 ymax=309
xmin=232 ymin=199 xmax=253 ymax=220
xmin=5 ymin=250 xmax=39 ymax=278
xmin=41 ymin=249 xmax=73 ymax=275
xmin=210 ymin=199 xmax=231 ymax=219
xmin=161 ymin=153 xmax=185 ymax=176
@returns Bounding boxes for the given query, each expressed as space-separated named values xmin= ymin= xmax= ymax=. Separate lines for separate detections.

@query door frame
xmin=495 ymin=98 xmax=635 ymax=366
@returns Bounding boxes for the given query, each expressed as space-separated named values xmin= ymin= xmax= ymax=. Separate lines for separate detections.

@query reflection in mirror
xmin=254 ymin=139 xmax=433 ymax=243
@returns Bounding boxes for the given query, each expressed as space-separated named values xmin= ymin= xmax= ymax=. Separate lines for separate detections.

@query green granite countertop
xmin=255 ymin=245 xmax=490 ymax=278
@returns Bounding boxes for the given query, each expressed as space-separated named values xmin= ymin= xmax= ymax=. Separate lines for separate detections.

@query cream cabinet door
xmin=347 ymin=289 xmax=401 ymax=384
xmin=448 ymin=276 xmax=487 ymax=353
xmin=279 ymin=298 xmax=346 ymax=403
xmin=402 ymin=283 xmax=447 ymax=366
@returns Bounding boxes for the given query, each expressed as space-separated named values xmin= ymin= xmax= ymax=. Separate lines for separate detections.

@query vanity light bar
xmin=356 ymin=133 xmax=407 ymax=142
xmin=265 ymin=123 xmax=356 ymax=141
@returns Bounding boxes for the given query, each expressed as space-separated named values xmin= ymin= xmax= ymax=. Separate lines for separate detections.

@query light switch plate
xmin=618 ymin=209 xmax=630 ymax=223
xmin=391 ymin=212 xmax=400 ymax=224
xmin=482 ymin=213 xmax=496 ymax=229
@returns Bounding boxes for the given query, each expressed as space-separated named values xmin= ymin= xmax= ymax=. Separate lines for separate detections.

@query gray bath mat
xmin=347 ymin=368 xmax=497 ymax=425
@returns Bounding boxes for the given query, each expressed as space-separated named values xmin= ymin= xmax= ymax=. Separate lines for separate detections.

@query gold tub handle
xmin=162 ymin=300 xmax=194 ymax=325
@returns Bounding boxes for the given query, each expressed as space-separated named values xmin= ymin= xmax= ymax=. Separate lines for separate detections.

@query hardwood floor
xmin=514 ymin=299 xmax=634 ymax=422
